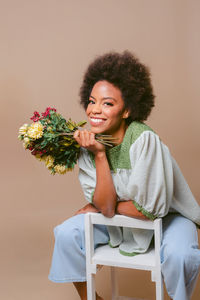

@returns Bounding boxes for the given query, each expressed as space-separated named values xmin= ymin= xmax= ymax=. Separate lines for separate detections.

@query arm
xmin=116 ymin=200 xmax=148 ymax=220
xmin=74 ymin=130 xmax=117 ymax=217
xmin=93 ymin=151 xmax=117 ymax=217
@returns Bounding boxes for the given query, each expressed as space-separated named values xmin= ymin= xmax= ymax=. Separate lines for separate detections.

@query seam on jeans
xmin=48 ymin=275 xmax=86 ymax=283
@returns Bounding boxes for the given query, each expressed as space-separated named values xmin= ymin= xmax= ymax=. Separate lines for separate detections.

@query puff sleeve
xmin=127 ymin=131 xmax=174 ymax=219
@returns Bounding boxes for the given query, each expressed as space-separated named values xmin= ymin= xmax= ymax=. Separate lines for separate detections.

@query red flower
xmin=41 ymin=107 xmax=57 ymax=118
xmin=30 ymin=111 xmax=41 ymax=122
xmin=29 ymin=147 xmax=46 ymax=155
xmin=31 ymin=149 xmax=38 ymax=155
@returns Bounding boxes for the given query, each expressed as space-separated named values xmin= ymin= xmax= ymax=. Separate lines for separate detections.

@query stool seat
xmin=93 ymin=244 xmax=155 ymax=270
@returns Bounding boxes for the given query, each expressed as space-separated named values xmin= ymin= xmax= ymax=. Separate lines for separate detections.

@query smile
xmin=89 ymin=117 xmax=106 ymax=126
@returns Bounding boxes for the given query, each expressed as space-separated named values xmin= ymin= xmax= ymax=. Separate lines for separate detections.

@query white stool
xmin=85 ymin=212 xmax=163 ymax=300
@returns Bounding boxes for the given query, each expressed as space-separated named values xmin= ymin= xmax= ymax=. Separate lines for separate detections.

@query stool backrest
xmin=85 ymin=212 xmax=163 ymax=300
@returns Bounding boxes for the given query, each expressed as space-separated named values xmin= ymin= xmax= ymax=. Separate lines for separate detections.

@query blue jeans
xmin=48 ymin=213 xmax=200 ymax=300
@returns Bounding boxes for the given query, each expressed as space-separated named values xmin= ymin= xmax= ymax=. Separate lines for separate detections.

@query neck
xmin=112 ymin=122 xmax=128 ymax=145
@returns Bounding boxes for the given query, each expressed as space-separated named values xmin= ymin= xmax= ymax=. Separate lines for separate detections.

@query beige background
xmin=0 ymin=0 xmax=200 ymax=299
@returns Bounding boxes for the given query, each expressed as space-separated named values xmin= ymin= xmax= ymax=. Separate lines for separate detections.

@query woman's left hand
xmin=116 ymin=200 xmax=148 ymax=220
xmin=74 ymin=203 xmax=100 ymax=215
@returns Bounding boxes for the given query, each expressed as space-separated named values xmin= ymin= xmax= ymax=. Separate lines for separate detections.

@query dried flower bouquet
xmin=18 ymin=107 xmax=117 ymax=174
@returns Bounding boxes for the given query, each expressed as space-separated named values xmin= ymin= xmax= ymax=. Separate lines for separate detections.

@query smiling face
xmin=86 ymin=81 xmax=129 ymax=143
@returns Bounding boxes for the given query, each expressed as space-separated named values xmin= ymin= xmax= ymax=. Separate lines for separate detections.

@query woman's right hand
xmin=73 ymin=129 xmax=105 ymax=155
xmin=74 ymin=203 xmax=100 ymax=215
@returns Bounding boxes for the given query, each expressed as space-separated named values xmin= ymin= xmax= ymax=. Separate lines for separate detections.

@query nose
xmin=92 ymin=102 xmax=102 ymax=114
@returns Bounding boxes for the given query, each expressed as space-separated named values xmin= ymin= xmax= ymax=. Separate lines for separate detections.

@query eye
xmin=88 ymin=99 xmax=95 ymax=105
xmin=104 ymin=102 xmax=113 ymax=106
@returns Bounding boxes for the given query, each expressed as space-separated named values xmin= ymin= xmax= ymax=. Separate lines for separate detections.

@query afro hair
xmin=79 ymin=51 xmax=155 ymax=123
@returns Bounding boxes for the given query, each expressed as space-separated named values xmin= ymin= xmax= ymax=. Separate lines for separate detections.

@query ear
xmin=123 ymin=109 xmax=130 ymax=119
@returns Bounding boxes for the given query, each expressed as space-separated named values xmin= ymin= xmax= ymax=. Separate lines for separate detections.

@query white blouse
xmin=78 ymin=122 xmax=200 ymax=255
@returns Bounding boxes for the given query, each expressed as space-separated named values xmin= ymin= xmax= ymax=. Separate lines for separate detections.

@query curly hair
xmin=79 ymin=51 xmax=155 ymax=123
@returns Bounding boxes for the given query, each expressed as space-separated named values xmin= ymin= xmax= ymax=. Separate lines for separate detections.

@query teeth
xmin=91 ymin=118 xmax=104 ymax=123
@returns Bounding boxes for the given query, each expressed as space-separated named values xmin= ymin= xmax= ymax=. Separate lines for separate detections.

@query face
xmin=86 ymin=81 xmax=129 ymax=141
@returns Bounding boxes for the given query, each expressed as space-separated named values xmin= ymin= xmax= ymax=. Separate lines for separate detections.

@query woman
xmin=49 ymin=51 xmax=200 ymax=300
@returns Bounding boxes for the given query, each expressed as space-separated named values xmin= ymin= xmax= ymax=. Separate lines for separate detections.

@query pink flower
xmin=30 ymin=111 xmax=41 ymax=122
xmin=41 ymin=107 xmax=56 ymax=118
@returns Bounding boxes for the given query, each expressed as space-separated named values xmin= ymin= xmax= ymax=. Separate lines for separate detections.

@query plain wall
xmin=0 ymin=0 xmax=199 ymax=299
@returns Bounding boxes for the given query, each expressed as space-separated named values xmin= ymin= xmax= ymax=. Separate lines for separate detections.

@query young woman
xmin=49 ymin=51 xmax=200 ymax=300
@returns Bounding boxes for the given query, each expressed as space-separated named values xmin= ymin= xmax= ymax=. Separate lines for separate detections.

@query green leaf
xmin=77 ymin=120 xmax=87 ymax=127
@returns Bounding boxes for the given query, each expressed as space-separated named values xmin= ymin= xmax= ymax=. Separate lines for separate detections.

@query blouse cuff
xmin=132 ymin=200 xmax=158 ymax=220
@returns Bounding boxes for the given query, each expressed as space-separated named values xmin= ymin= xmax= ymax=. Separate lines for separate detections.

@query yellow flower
xmin=54 ymin=164 xmax=67 ymax=174
xmin=35 ymin=154 xmax=47 ymax=161
xmin=66 ymin=167 xmax=73 ymax=172
xmin=27 ymin=122 xmax=43 ymax=140
xmin=45 ymin=155 xmax=54 ymax=168
xmin=18 ymin=124 xmax=29 ymax=137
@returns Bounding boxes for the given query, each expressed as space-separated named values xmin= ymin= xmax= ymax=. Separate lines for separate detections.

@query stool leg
xmin=110 ymin=267 xmax=118 ymax=300
xmin=87 ymin=272 xmax=96 ymax=300
xmin=155 ymin=273 xmax=163 ymax=300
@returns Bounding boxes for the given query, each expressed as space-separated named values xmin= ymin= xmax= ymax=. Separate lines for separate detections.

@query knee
xmin=162 ymin=244 xmax=199 ymax=275
xmin=54 ymin=220 xmax=84 ymax=250
xmin=166 ymin=247 xmax=190 ymax=264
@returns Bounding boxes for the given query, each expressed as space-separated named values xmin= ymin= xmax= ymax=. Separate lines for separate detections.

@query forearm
xmin=116 ymin=200 xmax=148 ymax=220
xmin=93 ymin=151 xmax=117 ymax=217
xmin=73 ymin=129 xmax=117 ymax=217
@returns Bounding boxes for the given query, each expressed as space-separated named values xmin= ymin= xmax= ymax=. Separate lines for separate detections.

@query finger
xmin=73 ymin=130 xmax=81 ymax=144
xmin=89 ymin=132 xmax=95 ymax=146
xmin=80 ymin=130 xmax=90 ymax=147
xmin=80 ymin=130 xmax=87 ymax=147
xmin=73 ymin=130 xmax=80 ymax=139
xmin=84 ymin=130 xmax=91 ymax=147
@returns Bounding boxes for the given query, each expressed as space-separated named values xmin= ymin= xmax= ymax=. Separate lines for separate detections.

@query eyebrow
xmin=90 ymin=95 xmax=117 ymax=102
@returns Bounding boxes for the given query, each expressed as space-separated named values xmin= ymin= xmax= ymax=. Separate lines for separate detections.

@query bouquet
xmin=18 ymin=107 xmax=116 ymax=175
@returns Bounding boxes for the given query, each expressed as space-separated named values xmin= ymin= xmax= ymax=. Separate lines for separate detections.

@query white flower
xmin=23 ymin=137 xmax=31 ymax=149
xmin=18 ymin=124 xmax=29 ymax=137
